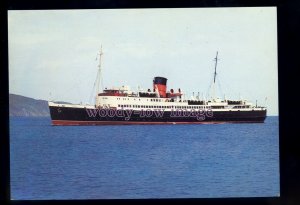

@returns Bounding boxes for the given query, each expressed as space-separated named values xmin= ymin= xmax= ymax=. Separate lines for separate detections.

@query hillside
xmin=9 ymin=94 xmax=50 ymax=117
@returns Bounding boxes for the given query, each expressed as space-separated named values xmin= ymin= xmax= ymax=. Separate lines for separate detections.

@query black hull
xmin=49 ymin=106 xmax=267 ymax=125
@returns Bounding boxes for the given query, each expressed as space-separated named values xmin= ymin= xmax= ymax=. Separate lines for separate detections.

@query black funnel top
xmin=153 ymin=77 xmax=167 ymax=85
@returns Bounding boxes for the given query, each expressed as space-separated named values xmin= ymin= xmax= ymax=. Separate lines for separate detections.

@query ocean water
xmin=10 ymin=116 xmax=279 ymax=199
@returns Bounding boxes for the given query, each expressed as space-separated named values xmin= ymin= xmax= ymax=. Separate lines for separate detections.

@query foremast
xmin=95 ymin=46 xmax=103 ymax=106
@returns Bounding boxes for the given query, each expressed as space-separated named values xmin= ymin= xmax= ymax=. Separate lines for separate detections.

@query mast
xmin=95 ymin=46 xmax=103 ymax=105
xmin=213 ymin=51 xmax=218 ymax=84
xmin=212 ymin=51 xmax=218 ymax=100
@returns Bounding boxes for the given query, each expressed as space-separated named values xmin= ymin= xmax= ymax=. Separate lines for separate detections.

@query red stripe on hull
xmin=51 ymin=120 xmax=264 ymax=126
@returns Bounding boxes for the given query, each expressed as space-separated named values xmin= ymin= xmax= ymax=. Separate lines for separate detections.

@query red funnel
xmin=153 ymin=77 xmax=167 ymax=98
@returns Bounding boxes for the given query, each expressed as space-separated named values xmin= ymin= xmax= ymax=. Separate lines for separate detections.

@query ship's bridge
xmin=98 ymin=85 xmax=134 ymax=97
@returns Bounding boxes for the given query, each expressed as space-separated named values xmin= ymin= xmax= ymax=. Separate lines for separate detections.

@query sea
xmin=9 ymin=116 xmax=279 ymax=200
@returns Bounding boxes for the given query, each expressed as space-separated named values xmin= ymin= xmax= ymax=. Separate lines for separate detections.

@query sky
xmin=8 ymin=8 xmax=278 ymax=115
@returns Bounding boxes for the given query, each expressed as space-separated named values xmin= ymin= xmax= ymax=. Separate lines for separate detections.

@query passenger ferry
xmin=48 ymin=49 xmax=267 ymax=125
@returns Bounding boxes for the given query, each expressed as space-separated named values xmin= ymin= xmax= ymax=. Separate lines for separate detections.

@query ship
xmin=48 ymin=48 xmax=267 ymax=125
